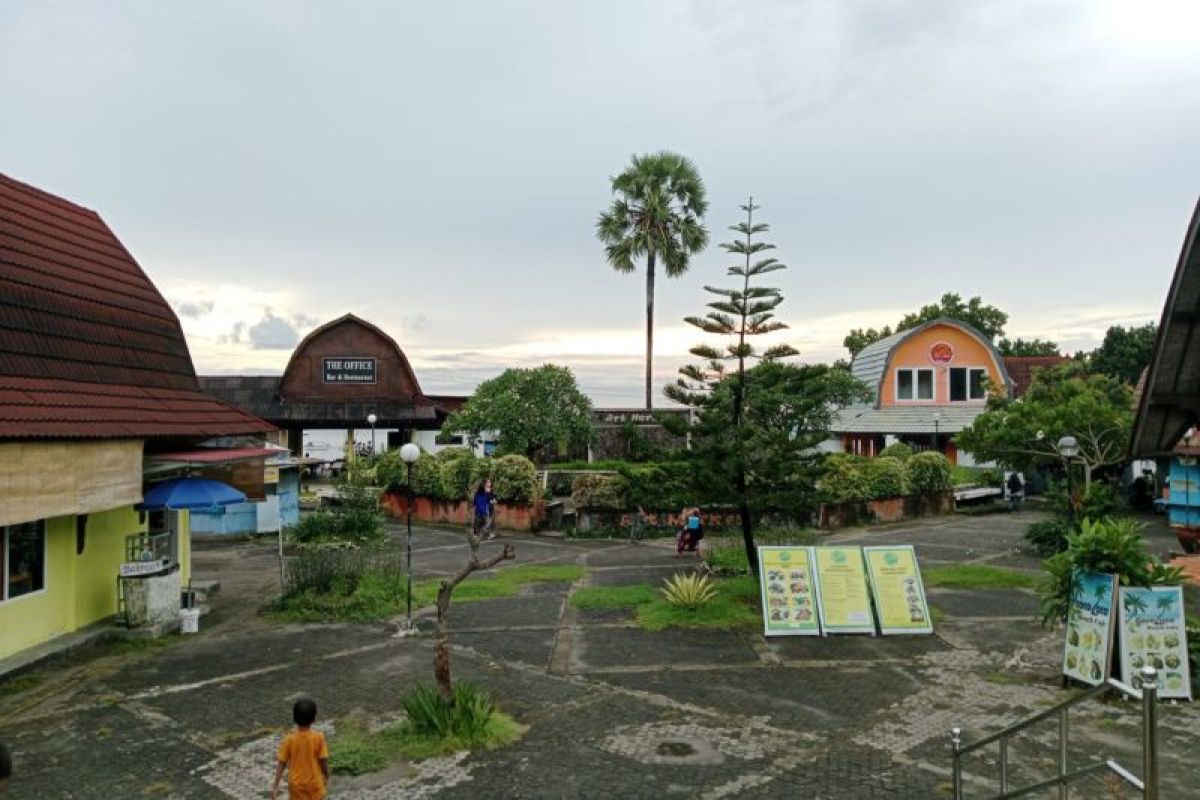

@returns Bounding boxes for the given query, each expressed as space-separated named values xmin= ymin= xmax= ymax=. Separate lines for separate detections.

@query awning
xmin=140 ymin=477 xmax=247 ymax=510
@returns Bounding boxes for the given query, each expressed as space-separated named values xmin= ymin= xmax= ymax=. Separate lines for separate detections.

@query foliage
xmin=878 ymin=442 xmax=914 ymax=461
xmin=906 ymin=452 xmax=953 ymax=494
xmin=377 ymin=447 xmax=539 ymax=505
xmin=401 ymin=682 xmax=495 ymax=741
xmin=409 ymin=564 xmax=585 ymax=608
xmin=1188 ymin=615 xmax=1200 ymax=687
xmin=817 ymin=454 xmax=872 ymax=503
xmin=621 ymin=460 xmax=696 ymax=511
xmin=957 ymin=362 xmax=1133 ymax=486
xmin=436 ymin=448 xmax=478 ymax=501
xmin=618 ymin=422 xmax=661 ymax=462
xmin=273 ymin=550 xmax=408 ymax=622
xmin=596 ymin=151 xmax=710 ymax=408
xmin=843 ymin=293 xmax=1009 ymax=356
xmin=1038 ymin=518 xmax=1184 ymax=625
xmin=570 ymin=473 xmax=630 ymax=510
xmin=376 ymin=448 xmax=445 ymax=498
xmin=289 ymin=471 xmax=385 ymax=547
xmin=999 ymin=337 xmax=1061 ymax=356
xmin=636 ymin=575 xmax=760 ymax=631
xmin=660 ymin=572 xmax=718 ymax=609
xmin=1026 ymin=517 xmax=1075 ymax=557
xmin=477 ymin=454 xmax=540 ymax=505
xmin=1079 ymin=482 xmax=1120 ymax=521
xmin=921 ymin=564 xmax=1039 ymax=590
xmin=703 ymin=529 xmax=821 ymax=575
xmin=865 ymin=456 xmax=908 ymax=499
xmin=1085 ymin=322 xmax=1157 ymax=386
xmin=569 ymin=584 xmax=658 ymax=610
xmin=442 ymin=365 xmax=594 ymax=459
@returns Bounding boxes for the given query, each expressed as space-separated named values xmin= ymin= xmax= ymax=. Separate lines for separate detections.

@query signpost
xmin=1118 ymin=585 xmax=1192 ymax=700
xmin=1062 ymin=570 xmax=1118 ymax=686
xmin=119 ymin=559 xmax=170 ymax=578
xmin=863 ymin=545 xmax=933 ymax=635
xmin=757 ymin=546 xmax=821 ymax=636
xmin=322 ymin=357 xmax=377 ymax=384
xmin=813 ymin=546 xmax=875 ymax=635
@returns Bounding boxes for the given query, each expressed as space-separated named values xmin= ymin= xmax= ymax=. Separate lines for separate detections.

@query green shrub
xmin=878 ymin=442 xmax=914 ymax=461
xmin=1080 ymin=482 xmax=1120 ymax=521
xmin=480 ymin=454 xmax=539 ymax=505
xmin=437 ymin=448 xmax=477 ymax=501
xmin=1025 ymin=517 xmax=1074 ymax=556
xmin=906 ymin=452 xmax=953 ymax=494
xmin=978 ymin=468 xmax=1005 ymax=487
xmin=621 ymin=461 xmax=693 ymax=511
xmin=401 ymin=683 xmax=496 ymax=741
xmin=290 ymin=510 xmax=342 ymax=545
xmin=817 ymin=454 xmax=871 ymax=503
xmin=1038 ymin=517 xmax=1184 ymax=624
xmin=571 ymin=473 xmax=630 ymax=510
xmin=375 ymin=448 xmax=446 ymax=498
xmin=865 ymin=456 xmax=907 ymax=499
xmin=660 ymin=572 xmax=718 ymax=609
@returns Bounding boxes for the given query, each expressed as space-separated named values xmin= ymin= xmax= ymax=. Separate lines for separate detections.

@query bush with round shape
xmin=878 ymin=442 xmax=914 ymax=461
xmin=906 ymin=452 xmax=953 ymax=494
xmin=865 ymin=456 xmax=907 ymax=499
xmin=475 ymin=454 xmax=539 ymax=505
xmin=817 ymin=454 xmax=871 ymax=504
xmin=571 ymin=473 xmax=630 ymax=510
xmin=437 ymin=448 xmax=478 ymax=501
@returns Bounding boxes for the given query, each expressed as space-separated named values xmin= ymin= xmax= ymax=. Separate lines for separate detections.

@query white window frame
xmin=895 ymin=368 xmax=936 ymax=402
xmin=2 ymin=520 xmax=48 ymax=603
xmin=949 ymin=367 xmax=989 ymax=402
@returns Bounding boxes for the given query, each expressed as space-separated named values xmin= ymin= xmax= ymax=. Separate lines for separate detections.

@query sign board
xmin=929 ymin=341 xmax=955 ymax=366
xmin=813 ymin=546 xmax=875 ymax=635
xmin=863 ymin=545 xmax=933 ymax=635
xmin=1062 ymin=570 xmax=1118 ymax=685
xmin=263 ymin=465 xmax=280 ymax=484
xmin=322 ymin=357 xmax=377 ymax=384
xmin=1118 ymin=586 xmax=1192 ymax=700
xmin=119 ymin=560 xmax=170 ymax=578
xmin=757 ymin=546 xmax=821 ymax=636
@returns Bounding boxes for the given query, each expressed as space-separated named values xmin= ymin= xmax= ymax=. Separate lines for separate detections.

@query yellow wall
xmin=0 ymin=505 xmax=193 ymax=662
xmin=880 ymin=323 xmax=1006 ymax=406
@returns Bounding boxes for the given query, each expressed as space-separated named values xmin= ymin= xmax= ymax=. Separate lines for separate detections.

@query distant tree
xmin=596 ymin=152 xmax=709 ymax=409
xmin=666 ymin=199 xmax=868 ymax=575
xmin=1086 ymin=323 xmax=1158 ymax=386
xmin=999 ymin=337 xmax=1061 ymax=357
xmin=843 ymin=293 xmax=1009 ymax=357
xmin=443 ymin=365 xmax=594 ymax=460
xmin=956 ymin=362 xmax=1132 ymax=488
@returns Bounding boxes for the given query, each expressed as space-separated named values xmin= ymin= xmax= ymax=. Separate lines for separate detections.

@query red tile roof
xmin=1003 ymin=355 xmax=1069 ymax=398
xmin=0 ymin=174 xmax=274 ymax=438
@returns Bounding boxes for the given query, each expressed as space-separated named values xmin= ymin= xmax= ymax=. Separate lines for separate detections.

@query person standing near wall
xmin=473 ymin=478 xmax=496 ymax=540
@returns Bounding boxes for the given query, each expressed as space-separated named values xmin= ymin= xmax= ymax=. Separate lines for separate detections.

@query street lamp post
xmin=1057 ymin=435 xmax=1079 ymax=523
xmin=399 ymin=442 xmax=421 ymax=634
xmin=932 ymin=410 xmax=942 ymax=454
xmin=367 ymin=413 xmax=377 ymax=456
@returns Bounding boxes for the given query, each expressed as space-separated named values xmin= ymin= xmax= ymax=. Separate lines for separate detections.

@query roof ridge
xmin=0 ymin=173 xmax=98 ymax=218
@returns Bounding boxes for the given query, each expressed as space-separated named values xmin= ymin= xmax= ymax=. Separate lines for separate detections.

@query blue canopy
xmin=140 ymin=477 xmax=247 ymax=510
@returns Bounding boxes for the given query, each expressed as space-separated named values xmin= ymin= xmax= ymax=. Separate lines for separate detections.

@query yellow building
xmin=0 ymin=174 xmax=271 ymax=662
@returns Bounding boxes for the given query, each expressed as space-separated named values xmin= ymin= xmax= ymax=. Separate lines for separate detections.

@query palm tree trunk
xmin=645 ymin=250 xmax=656 ymax=410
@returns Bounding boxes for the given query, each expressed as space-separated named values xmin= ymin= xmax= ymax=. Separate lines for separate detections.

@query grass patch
xmin=0 ymin=672 xmax=43 ymax=696
xmin=704 ymin=531 xmax=822 ymax=575
xmin=570 ymin=584 xmax=657 ymax=610
xmin=411 ymin=563 xmax=585 ymax=607
xmin=921 ymin=564 xmax=1039 ymax=590
xmin=636 ymin=575 xmax=760 ymax=631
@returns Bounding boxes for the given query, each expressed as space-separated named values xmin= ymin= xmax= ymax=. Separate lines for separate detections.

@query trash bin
xmin=180 ymin=607 xmax=201 ymax=634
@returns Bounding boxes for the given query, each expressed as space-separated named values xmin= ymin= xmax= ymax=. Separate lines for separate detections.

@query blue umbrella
xmin=140 ymin=477 xmax=247 ymax=510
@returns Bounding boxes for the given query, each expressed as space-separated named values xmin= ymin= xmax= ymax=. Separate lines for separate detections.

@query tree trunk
xmin=645 ymin=251 xmax=656 ymax=410
xmin=434 ymin=583 xmax=454 ymax=701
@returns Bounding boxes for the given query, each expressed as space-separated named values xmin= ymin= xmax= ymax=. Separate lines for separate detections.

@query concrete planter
xmin=380 ymin=491 xmax=546 ymax=532
xmin=818 ymin=492 xmax=952 ymax=530
xmin=121 ymin=569 xmax=181 ymax=628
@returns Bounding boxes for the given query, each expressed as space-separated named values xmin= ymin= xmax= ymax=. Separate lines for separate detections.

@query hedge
xmin=906 ymin=452 xmax=953 ymax=494
xmin=818 ymin=451 xmax=951 ymax=504
xmin=376 ymin=447 xmax=540 ymax=505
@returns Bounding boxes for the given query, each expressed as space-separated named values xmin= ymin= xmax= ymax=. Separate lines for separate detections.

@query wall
xmin=880 ymin=323 xmax=1005 ymax=406
xmin=817 ymin=492 xmax=953 ymax=530
xmin=380 ymin=492 xmax=545 ymax=532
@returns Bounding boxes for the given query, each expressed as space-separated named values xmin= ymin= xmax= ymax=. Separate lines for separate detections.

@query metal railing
xmin=951 ymin=665 xmax=1160 ymax=799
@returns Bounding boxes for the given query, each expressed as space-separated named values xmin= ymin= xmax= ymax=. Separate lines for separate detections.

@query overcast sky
xmin=4 ymin=1 xmax=1198 ymax=405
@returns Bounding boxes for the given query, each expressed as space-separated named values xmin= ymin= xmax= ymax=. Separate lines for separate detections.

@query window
xmin=3 ymin=521 xmax=46 ymax=601
xmin=896 ymin=368 xmax=934 ymax=401
xmin=950 ymin=368 xmax=989 ymax=401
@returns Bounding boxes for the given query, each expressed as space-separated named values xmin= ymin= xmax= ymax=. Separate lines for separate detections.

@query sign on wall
xmin=863 ymin=545 xmax=933 ymax=635
xmin=1118 ymin=585 xmax=1192 ymax=700
xmin=928 ymin=341 xmax=955 ymax=366
xmin=757 ymin=546 xmax=821 ymax=636
xmin=323 ymin=357 xmax=377 ymax=384
xmin=1062 ymin=570 xmax=1118 ymax=686
xmin=813 ymin=546 xmax=875 ymax=635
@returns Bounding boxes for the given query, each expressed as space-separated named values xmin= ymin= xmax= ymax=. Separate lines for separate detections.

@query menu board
xmin=813 ymin=546 xmax=875 ymax=635
xmin=1118 ymin=586 xmax=1192 ymax=700
xmin=1062 ymin=570 xmax=1118 ymax=686
xmin=863 ymin=546 xmax=933 ymax=635
xmin=757 ymin=546 xmax=821 ymax=636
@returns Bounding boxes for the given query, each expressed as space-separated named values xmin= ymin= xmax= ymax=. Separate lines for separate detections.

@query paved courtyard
xmin=1 ymin=511 xmax=1196 ymax=798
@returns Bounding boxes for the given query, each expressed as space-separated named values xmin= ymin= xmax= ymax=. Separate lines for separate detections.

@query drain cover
xmin=656 ymin=741 xmax=697 ymax=758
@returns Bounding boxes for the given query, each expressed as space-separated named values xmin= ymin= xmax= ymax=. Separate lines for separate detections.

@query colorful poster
xmin=863 ymin=546 xmax=933 ymax=635
xmin=1062 ymin=570 xmax=1118 ymax=686
xmin=1118 ymin=586 xmax=1192 ymax=700
xmin=757 ymin=546 xmax=821 ymax=636
xmin=813 ymin=546 xmax=875 ymax=635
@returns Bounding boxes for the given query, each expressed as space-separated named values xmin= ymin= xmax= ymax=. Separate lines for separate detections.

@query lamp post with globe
xmin=1057 ymin=435 xmax=1079 ymax=523
xmin=367 ymin=413 xmax=377 ymax=456
xmin=399 ymin=442 xmax=421 ymax=633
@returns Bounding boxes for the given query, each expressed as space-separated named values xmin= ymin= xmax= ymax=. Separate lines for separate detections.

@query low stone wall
xmin=818 ymin=492 xmax=952 ymax=530
xmin=380 ymin=491 xmax=546 ymax=532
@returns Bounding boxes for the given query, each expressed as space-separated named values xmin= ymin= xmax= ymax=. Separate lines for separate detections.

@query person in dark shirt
xmin=1007 ymin=472 xmax=1024 ymax=511
xmin=473 ymin=478 xmax=496 ymax=540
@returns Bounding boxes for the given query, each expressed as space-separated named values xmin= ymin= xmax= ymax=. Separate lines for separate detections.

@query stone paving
xmin=1 ymin=511 xmax=1197 ymax=798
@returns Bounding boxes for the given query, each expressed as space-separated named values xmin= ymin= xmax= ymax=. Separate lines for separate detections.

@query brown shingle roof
xmin=1003 ymin=355 xmax=1068 ymax=398
xmin=0 ymin=173 xmax=273 ymax=438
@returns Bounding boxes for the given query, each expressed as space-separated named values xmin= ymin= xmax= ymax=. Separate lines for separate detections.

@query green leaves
xmin=842 ymin=293 xmax=1010 ymax=357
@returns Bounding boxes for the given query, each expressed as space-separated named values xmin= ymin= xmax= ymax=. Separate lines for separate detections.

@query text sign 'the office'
xmin=323 ymin=357 xmax=377 ymax=384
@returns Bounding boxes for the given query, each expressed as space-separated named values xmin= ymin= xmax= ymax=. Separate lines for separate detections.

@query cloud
xmin=248 ymin=310 xmax=301 ymax=350
xmin=217 ymin=321 xmax=245 ymax=344
xmin=401 ymin=313 xmax=432 ymax=336
xmin=175 ymin=299 xmax=214 ymax=318
xmin=292 ymin=312 xmax=321 ymax=329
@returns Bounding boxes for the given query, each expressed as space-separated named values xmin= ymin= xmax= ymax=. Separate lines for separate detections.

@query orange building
xmin=831 ymin=319 xmax=1014 ymax=465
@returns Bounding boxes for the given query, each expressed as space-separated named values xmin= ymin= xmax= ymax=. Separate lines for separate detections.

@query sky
xmin=3 ymin=1 xmax=1199 ymax=405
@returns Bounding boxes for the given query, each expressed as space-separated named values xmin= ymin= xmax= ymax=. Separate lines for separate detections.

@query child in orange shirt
xmin=270 ymin=698 xmax=329 ymax=800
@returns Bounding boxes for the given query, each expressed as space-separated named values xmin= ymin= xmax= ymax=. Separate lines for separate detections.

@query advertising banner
xmin=813 ymin=546 xmax=875 ymax=635
xmin=1118 ymin=586 xmax=1192 ymax=700
xmin=757 ymin=546 xmax=821 ymax=636
xmin=863 ymin=545 xmax=933 ymax=635
xmin=1062 ymin=570 xmax=1118 ymax=685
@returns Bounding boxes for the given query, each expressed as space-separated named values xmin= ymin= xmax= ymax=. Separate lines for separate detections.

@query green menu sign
xmin=757 ymin=546 xmax=821 ymax=636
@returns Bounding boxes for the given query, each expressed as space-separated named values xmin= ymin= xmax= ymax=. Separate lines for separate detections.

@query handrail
xmin=951 ymin=665 xmax=1160 ymax=800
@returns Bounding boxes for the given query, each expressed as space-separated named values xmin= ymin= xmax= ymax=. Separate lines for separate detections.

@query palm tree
xmin=1155 ymin=593 xmax=1174 ymax=622
xmin=597 ymin=152 xmax=709 ymax=409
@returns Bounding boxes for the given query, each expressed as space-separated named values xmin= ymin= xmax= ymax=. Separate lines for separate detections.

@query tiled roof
xmin=1003 ymin=355 xmax=1068 ymax=398
xmin=831 ymin=404 xmax=987 ymax=434
xmin=0 ymin=173 xmax=273 ymax=438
